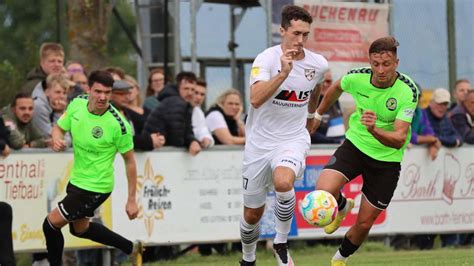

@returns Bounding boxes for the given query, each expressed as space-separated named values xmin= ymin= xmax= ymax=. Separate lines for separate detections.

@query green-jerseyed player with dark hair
xmin=42 ymin=70 xmax=144 ymax=266
xmin=308 ymin=36 xmax=419 ymax=266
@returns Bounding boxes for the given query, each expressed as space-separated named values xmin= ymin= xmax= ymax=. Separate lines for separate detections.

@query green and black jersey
xmin=57 ymin=95 xmax=133 ymax=193
xmin=341 ymin=68 xmax=419 ymax=162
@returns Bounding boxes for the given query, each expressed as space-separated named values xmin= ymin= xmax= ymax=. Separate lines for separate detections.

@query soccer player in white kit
xmin=239 ymin=5 xmax=328 ymax=266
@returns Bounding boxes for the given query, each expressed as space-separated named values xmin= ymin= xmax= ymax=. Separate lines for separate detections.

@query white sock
xmin=332 ymin=249 xmax=348 ymax=261
xmin=241 ymin=218 xmax=259 ymax=262
xmin=274 ymin=189 xmax=296 ymax=244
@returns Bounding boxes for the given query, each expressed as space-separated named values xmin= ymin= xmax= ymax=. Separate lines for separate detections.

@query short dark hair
xmin=88 ymin=70 xmax=114 ymax=88
xmin=281 ymin=5 xmax=312 ymax=29
xmin=11 ymin=92 xmax=32 ymax=107
xmin=196 ymin=78 xmax=207 ymax=87
xmin=176 ymin=71 xmax=197 ymax=85
xmin=369 ymin=36 xmax=399 ymax=55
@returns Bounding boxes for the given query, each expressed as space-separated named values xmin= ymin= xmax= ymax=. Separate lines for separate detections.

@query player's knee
xmin=274 ymin=180 xmax=293 ymax=192
xmin=69 ymin=223 xmax=88 ymax=237
xmin=244 ymin=209 xmax=263 ymax=224
xmin=355 ymin=219 xmax=374 ymax=232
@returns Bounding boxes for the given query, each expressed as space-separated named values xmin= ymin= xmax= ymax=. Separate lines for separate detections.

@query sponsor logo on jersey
xmin=403 ymin=108 xmax=415 ymax=119
xmin=251 ymin=67 xmax=260 ymax=78
xmin=92 ymin=126 xmax=103 ymax=139
xmin=274 ymin=89 xmax=312 ymax=102
xmin=305 ymin=69 xmax=316 ymax=81
xmin=386 ymin=97 xmax=397 ymax=111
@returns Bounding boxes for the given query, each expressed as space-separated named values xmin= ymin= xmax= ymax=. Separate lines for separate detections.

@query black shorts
xmin=324 ymin=140 xmax=401 ymax=210
xmin=57 ymin=183 xmax=110 ymax=222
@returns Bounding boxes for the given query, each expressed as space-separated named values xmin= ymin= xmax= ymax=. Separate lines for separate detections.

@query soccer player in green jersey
xmin=309 ymin=37 xmax=419 ymax=266
xmin=42 ymin=70 xmax=143 ymax=266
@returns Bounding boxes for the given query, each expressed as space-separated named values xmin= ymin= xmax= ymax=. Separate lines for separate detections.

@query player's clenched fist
xmin=280 ymin=48 xmax=297 ymax=76
xmin=361 ymin=110 xmax=377 ymax=131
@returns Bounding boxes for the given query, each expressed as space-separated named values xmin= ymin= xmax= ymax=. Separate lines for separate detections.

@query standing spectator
xmin=191 ymin=79 xmax=214 ymax=149
xmin=2 ymin=92 xmax=47 ymax=149
xmin=22 ymin=43 xmax=65 ymax=93
xmin=142 ymin=71 xmax=201 ymax=155
xmin=65 ymin=60 xmax=86 ymax=77
xmin=206 ymin=89 xmax=245 ymax=145
xmin=124 ymin=75 xmax=149 ymax=133
xmin=450 ymin=79 xmax=472 ymax=110
xmin=425 ymin=88 xmax=462 ymax=147
xmin=450 ymin=90 xmax=474 ymax=144
xmin=104 ymin=66 xmax=126 ymax=80
xmin=69 ymin=72 xmax=90 ymax=101
xmin=311 ymin=70 xmax=345 ymax=144
xmin=143 ymin=68 xmax=165 ymax=112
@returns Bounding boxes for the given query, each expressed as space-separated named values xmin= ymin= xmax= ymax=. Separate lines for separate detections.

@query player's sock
xmin=332 ymin=249 xmax=347 ymax=261
xmin=240 ymin=217 xmax=260 ymax=262
xmin=274 ymin=188 xmax=296 ymax=244
xmin=338 ymin=235 xmax=360 ymax=258
xmin=70 ymin=222 xmax=134 ymax=254
xmin=337 ymin=193 xmax=347 ymax=212
xmin=42 ymin=217 xmax=64 ymax=266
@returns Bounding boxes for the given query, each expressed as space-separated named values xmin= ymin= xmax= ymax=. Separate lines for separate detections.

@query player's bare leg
xmin=240 ymin=206 xmax=265 ymax=265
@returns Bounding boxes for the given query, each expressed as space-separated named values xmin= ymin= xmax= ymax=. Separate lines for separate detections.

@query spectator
xmin=65 ymin=60 xmax=86 ymax=76
xmin=104 ymin=66 xmax=126 ymax=80
xmin=424 ymin=88 xmax=462 ymax=148
xmin=410 ymin=86 xmax=441 ymax=160
xmin=449 ymin=79 xmax=472 ymax=110
xmin=69 ymin=72 xmax=89 ymax=101
xmin=206 ymin=89 xmax=245 ymax=145
xmin=32 ymin=73 xmax=72 ymax=140
xmin=0 ymin=117 xmax=11 ymax=158
xmin=311 ymin=70 xmax=345 ymax=144
xmin=124 ymin=75 xmax=148 ymax=126
xmin=143 ymin=68 xmax=165 ymax=112
xmin=2 ymin=92 xmax=47 ymax=149
xmin=191 ymin=79 xmax=214 ymax=149
xmin=22 ymin=42 xmax=65 ymax=94
xmin=142 ymin=71 xmax=201 ymax=155
xmin=450 ymin=90 xmax=474 ymax=144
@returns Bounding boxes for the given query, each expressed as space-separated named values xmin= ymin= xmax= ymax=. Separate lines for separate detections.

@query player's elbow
xmin=250 ymin=98 xmax=262 ymax=109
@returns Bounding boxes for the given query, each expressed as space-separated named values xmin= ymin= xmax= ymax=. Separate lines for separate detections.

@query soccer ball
xmin=299 ymin=190 xmax=338 ymax=227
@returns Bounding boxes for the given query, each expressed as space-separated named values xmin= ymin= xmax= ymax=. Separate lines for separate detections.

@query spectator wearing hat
xmin=424 ymin=88 xmax=462 ymax=147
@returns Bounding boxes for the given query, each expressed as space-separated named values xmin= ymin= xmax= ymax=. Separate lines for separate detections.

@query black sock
xmin=339 ymin=235 xmax=360 ymax=257
xmin=337 ymin=193 xmax=347 ymax=211
xmin=42 ymin=217 xmax=64 ymax=266
xmin=70 ymin=222 xmax=133 ymax=254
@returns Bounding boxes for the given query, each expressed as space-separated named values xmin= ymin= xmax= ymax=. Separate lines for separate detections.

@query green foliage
xmin=0 ymin=0 xmax=137 ymax=107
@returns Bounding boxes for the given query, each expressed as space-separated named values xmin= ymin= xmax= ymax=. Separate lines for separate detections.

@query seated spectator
xmin=450 ymin=90 xmax=474 ymax=144
xmin=449 ymin=79 xmax=472 ymax=110
xmin=191 ymin=79 xmax=214 ymax=149
xmin=32 ymin=73 xmax=72 ymax=145
xmin=142 ymin=71 xmax=201 ymax=155
xmin=2 ymin=92 xmax=47 ymax=149
xmin=424 ymin=88 xmax=462 ymax=147
xmin=410 ymin=86 xmax=440 ymax=160
xmin=22 ymin=42 xmax=65 ymax=94
xmin=206 ymin=89 xmax=245 ymax=145
xmin=0 ymin=117 xmax=11 ymax=158
xmin=311 ymin=70 xmax=345 ymax=144
xmin=143 ymin=68 xmax=165 ymax=112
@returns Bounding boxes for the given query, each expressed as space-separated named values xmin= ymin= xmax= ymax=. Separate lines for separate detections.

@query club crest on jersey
xmin=305 ymin=69 xmax=316 ymax=81
xmin=386 ymin=98 xmax=397 ymax=111
xmin=92 ymin=126 xmax=103 ymax=139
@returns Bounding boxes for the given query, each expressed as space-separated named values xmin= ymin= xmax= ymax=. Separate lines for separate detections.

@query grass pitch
xmin=150 ymin=242 xmax=474 ymax=266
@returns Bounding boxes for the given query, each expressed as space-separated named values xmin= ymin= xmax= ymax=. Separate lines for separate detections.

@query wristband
xmin=307 ymin=111 xmax=322 ymax=121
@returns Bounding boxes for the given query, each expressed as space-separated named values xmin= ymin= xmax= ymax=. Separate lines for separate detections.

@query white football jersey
xmin=245 ymin=45 xmax=328 ymax=151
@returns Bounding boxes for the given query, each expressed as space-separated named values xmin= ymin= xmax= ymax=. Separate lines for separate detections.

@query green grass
xmin=144 ymin=242 xmax=474 ymax=266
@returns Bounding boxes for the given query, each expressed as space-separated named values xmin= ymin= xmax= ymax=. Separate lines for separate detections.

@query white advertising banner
xmin=3 ymin=146 xmax=473 ymax=251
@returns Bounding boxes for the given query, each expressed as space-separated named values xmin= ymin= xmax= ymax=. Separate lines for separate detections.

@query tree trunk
xmin=67 ymin=0 xmax=112 ymax=72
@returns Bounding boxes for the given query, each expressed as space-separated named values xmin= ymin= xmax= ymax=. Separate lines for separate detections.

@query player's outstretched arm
xmin=122 ymin=150 xmax=139 ymax=220
xmin=51 ymin=125 xmax=67 ymax=152
xmin=362 ymin=112 xmax=410 ymax=149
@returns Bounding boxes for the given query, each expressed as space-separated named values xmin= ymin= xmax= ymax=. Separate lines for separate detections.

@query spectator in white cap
xmin=424 ymin=88 xmax=462 ymax=147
